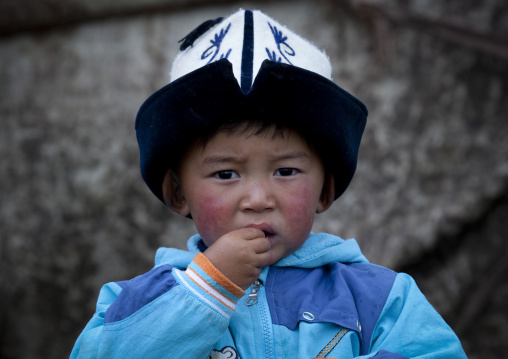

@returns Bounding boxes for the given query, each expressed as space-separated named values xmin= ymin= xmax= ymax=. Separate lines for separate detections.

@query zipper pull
xmin=245 ymin=279 xmax=263 ymax=306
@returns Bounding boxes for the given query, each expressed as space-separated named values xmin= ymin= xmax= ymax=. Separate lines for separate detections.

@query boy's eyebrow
xmin=202 ymin=155 xmax=244 ymax=165
xmin=273 ymin=151 xmax=310 ymax=161
xmin=201 ymin=151 xmax=310 ymax=165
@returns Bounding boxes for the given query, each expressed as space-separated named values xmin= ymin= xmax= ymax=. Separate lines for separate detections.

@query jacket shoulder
xmin=104 ymin=264 xmax=179 ymax=323
xmin=266 ymin=263 xmax=397 ymax=355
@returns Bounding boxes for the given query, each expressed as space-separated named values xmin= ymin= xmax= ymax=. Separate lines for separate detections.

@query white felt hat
xmin=170 ymin=9 xmax=333 ymax=92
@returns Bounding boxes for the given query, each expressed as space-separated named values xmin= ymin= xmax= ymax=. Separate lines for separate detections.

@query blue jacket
xmin=70 ymin=233 xmax=467 ymax=358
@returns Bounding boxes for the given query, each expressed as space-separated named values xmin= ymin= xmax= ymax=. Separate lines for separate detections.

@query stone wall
xmin=1 ymin=0 xmax=507 ymax=357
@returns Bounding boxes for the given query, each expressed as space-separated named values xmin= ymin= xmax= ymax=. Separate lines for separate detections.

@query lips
xmin=246 ymin=224 xmax=276 ymax=240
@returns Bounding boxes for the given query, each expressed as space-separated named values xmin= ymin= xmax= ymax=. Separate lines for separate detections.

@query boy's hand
xmin=203 ymin=228 xmax=272 ymax=290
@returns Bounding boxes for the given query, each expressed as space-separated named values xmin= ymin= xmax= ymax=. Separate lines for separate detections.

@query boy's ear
xmin=316 ymin=173 xmax=335 ymax=214
xmin=162 ymin=169 xmax=190 ymax=216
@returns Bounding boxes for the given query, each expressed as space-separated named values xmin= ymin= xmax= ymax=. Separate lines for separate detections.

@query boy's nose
xmin=240 ymin=181 xmax=276 ymax=213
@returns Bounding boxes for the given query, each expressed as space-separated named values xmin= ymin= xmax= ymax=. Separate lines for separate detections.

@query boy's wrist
xmin=173 ymin=253 xmax=245 ymax=320
xmin=190 ymin=253 xmax=245 ymax=299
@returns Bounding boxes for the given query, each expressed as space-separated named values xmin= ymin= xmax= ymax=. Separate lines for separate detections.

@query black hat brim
xmin=135 ymin=59 xmax=367 ymax=203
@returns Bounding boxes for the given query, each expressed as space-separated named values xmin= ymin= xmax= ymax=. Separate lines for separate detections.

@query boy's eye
xmin=275 ymin=168 xmax=298 ymax=176
xmin=214 ymin=170 xmax=239 ymax=180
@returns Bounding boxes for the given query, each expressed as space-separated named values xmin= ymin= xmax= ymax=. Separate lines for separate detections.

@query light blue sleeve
xmin=70 ymin=262 xmax=240 ymax=359
xmin=70 ymin=282 xmax=122 ymax=358
xmin=365 ymin=273 xmax=467 ymax=358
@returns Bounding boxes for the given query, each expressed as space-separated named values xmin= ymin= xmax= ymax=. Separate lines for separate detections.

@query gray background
xmin=1 ymin=0 xmax=507 ymax=358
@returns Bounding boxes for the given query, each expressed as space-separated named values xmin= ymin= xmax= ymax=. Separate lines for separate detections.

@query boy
xmin=71 ymin=9 xmax=467 ymax=358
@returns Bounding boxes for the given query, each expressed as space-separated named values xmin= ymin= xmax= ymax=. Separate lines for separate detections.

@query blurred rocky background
xmin=1 ymin=0 xmax=507 ymax=357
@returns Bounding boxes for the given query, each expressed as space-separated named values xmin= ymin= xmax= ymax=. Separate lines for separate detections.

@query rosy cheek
xmin=192 ymin=192 xmax=231 ymax=245
xmin=283 ymin=182 xmax=317 ymax=231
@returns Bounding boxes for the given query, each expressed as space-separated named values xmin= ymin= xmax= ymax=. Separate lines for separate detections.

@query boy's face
xmin=164 ymin=126 xmax=334 ymax=263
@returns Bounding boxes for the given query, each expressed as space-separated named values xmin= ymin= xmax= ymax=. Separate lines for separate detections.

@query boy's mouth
xmin=246 ymin=224 xmax=275 ymax=241
xmin=262 ymin=231 xmax=275 ymax=239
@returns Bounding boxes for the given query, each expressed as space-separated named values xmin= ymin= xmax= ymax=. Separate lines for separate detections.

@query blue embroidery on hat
xmin=201 ymin=23 xmax=232 ymax=64
xmin=266 ymin=22 xmax=295 ymax=65
xmin=265 ymin=49 xmax=283 ymax=63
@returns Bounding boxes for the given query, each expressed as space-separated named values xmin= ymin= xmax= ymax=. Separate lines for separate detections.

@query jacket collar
xmin=155 ymin=232 xmax=368 ymax=269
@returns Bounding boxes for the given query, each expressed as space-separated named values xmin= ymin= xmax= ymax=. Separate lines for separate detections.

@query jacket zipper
xmin=246 ymin=279 xmax=262 ymax=306
xmin=245 ymin=279 xmax=274 ymax=358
